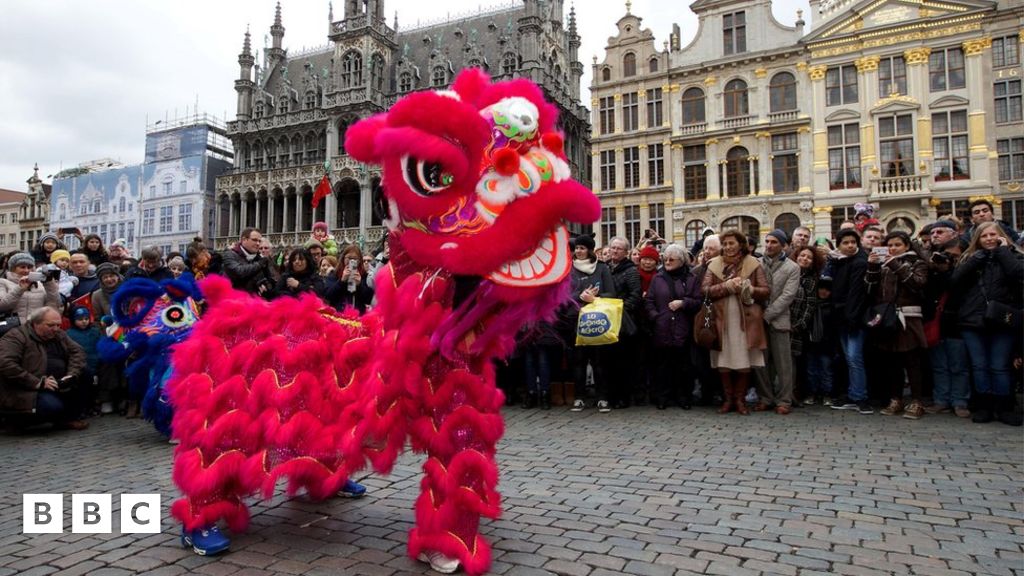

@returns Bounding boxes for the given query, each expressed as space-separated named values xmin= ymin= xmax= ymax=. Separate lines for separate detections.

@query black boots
xmin=973 ymin=394 xmax=1023 ymax=426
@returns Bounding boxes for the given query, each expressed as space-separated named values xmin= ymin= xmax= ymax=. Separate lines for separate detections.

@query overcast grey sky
xmin=0 ymin=0 xmax=808 ymax=191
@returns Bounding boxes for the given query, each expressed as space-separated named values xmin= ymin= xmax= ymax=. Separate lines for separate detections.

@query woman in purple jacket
xmin=644 ymin=244 xmax=703 ymax=409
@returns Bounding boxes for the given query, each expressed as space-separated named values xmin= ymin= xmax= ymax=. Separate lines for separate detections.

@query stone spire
xmin=328 ymin=1 xmax=334 ymax=34
xmin=270 ymin=2 xmax=285 ymax=50
xmin=236 ymin=25 xmax=256 ymax=120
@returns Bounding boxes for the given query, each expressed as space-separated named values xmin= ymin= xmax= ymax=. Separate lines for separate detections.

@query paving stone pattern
xmin=1 ymin=406 xmax=1022 ymax=575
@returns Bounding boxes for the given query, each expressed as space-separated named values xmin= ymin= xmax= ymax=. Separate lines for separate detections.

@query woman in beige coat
xmin=0 ymin=252 xmax=61 ymax=321
xmin=702 ymin=231 xmax=770 ymax=415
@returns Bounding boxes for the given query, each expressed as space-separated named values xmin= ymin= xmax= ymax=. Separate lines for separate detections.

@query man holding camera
xmin=0 ymin=307 xmax=88 ymax=430
xmin=924 ymin=220 xmax=970 ymax=417
xmin=221 ymin=228 xmax=276 ymax=298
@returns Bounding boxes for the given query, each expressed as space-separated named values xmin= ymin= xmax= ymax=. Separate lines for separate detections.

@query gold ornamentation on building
xmin=797 ymin=126 xmax=811 ymax=133
xmin=928 ymin=197 xmax=942 ymax=207
xmin=811 ymin=205 xmax=833 ymax=214
xmin=796 ymin=62 xmax=808 ymax=71
xmin=703 ymin=76 xmax=717 ymax=86
xmin=613 ymin=94 xmax=622 ymax=101
xmin=1007 ymin=183 xmax=1022 ymax=193
xmin=808 ymin=65 xmax=827 ymax=81
xmin=903 ymin=47 xmax=932 ymax=65
xmin=809 ymin=21 xmax=983 ymax=58
xmin=872 ymin=93 xmax=919 ymax=110
xmin=754 ymin=68 xmax=768 ymax=78
xmin=855 ymin=55 xmax=880 ymax=72
xmin=962 ymin=37 xmax=992 ymax=56
xmin=968 ymin=194 xmax=1000 ymax=206
xmin=755 ymin=131 xmax=772 ymax=139
xmin=705 ymin=138 xmax=719 ymax=146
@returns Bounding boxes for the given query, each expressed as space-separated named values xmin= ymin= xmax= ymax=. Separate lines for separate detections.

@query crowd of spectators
xmin=507 ymin=198 xmax=1023 ymax=427
xmin=1 ymin=200 xmax=1021 ymax=432
xmin=0 ymin=223 xmax=383 ymax=432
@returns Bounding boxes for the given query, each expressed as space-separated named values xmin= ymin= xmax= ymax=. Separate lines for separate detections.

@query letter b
xmin=72 ymin=494 xmax=111 ymax=534
xmin=23 ymin=494 xmax=63 ymax=533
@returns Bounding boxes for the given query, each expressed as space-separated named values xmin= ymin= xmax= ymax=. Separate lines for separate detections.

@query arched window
xmin=724 ymin=79 xmax=749 ymax=117
xmin=342 ymin=50 xmax=363 ymax=88
xmin=432 ymin=66 xmax=447 ymax=87
xmin=721 ymin=215 xmax=760 ymax=240
xmin=254 ymin=100 xmax=264 ymax=119
xmin=681 ymin=87 xmax=706 ymax=125
xmin=649 ymin=57 xmax=659 ymax=73
xmin=684 ymin=219 xmax=706 ymax=246
xmin=623 ymin=53 xmax=637 ymax=77
xmin=370 ymin=53 xmax=385 ymax=92
xmin=501 ymin=52 xmax=516 ymax=76
xmin=774 ymin=213 xmax=801 ymax=235
xmin=119 ymin=197 xmax=126 ymax=212
xmin=399 ymin=71 xmax=413 ymax=93
xmin=304 ymin=91 xmax=317 ymax=110
xmin=278 ymin=96 xmax=288 ymax=115
xmin=725 ymin=146 xmax=751 ymax=197
xmin=769 ymin=72 xmax=797 ymax=112
xmin=601 ymin=67 xmax=611 ymax=82
xmin=290 ymin=134 xmax=303 ymax=165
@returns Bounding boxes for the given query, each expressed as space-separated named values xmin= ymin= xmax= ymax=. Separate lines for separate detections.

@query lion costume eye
xmin=403 ymin=155 xmax=454 ymax=196
xmin=162 ymin=305 xmax=189 ymax=328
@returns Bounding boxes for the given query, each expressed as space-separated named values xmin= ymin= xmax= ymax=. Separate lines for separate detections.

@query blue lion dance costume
xmin=97 ymin=275 xmax=202 ymax=437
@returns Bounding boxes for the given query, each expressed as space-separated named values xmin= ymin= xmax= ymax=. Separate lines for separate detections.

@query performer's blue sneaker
xmin=339 ymin=479 xmax=367 ymax=498
xmin=181 ymin=525 xmax=230 ymax=556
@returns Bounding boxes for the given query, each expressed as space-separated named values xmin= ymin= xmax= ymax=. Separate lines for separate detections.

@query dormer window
xmin=601 ymin=67 xmax=611 ymax=82
xmin=723 ymin=11 xmax=746 ymax=55
xmin=399 ymin=71 xmax=413 ymax=93
xmin=254 ymin=100 xmax=264 ymax=119
xmin=649 ymin=58 xmax=659 ymax=73
xmin=278 ymin=97 xmax=288 ymax=115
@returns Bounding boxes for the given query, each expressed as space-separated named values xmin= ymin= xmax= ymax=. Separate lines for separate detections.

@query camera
xmin=349 ymin=259 xmax=358 ymax=271
xmin=46 ymin=268 xmax=62 ymax=282
xmin=931 ymin=251 xmax=950 ymax=264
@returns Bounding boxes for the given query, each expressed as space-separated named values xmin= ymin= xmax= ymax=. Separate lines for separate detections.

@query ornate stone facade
xmin=593 ymin=0 xmax=1023 ymax=247
xmin=18 ymin=164 xmax=51 ymax=252
xmin=214 ymin=0 xmax=590 ymax=250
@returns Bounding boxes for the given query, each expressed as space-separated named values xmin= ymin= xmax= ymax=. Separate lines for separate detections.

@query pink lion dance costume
xmin=168 ymin=69 xmax=600 ymax=574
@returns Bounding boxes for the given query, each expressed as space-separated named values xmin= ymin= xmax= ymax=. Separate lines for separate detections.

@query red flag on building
xmin=312 ymin=160 xmax=331 ymax=209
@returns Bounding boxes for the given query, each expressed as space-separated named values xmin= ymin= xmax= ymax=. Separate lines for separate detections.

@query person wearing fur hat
xmin=0 ymin=252 xmax=61 ymax=320
xmin=31 ymin=232 xmax=67 ymax=267
xmin=310 ymin=222 xmax=339 ymax=257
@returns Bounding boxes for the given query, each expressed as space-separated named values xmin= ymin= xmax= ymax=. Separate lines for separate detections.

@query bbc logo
xmin=23 ymin=494 xmax=161 ymax=534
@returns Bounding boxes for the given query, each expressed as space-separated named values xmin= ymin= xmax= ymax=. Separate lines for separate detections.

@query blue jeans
xmin=929 ymin=338 xmax=970 ymax=408
xmin=524 ymin=345 xmax=558 ymax=396
xmin=839 ymin=328 xmax=867 ymax=402
xmin=962 ymin=330 xmax=1015 ymax=396
xmin=806 ymin=350 xmax=834 ymax=397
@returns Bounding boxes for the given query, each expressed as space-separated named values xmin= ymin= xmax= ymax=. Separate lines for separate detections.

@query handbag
xmin=575 ymin=297 xmax=623 ymax=346
xmin=693 ymin=298 xmax=720 ymax=350
xmin=980 ymin=279 xmax=1023 ymax=330
xmin=984 ymin=301 xmax=1023 ymax=330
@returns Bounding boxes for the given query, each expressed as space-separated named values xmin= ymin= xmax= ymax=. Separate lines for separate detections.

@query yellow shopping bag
xmin=575 ymin=297 xmax=623 ymax=346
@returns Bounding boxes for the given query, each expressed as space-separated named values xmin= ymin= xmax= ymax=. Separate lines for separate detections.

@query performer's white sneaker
xmin=418 ymin=551 xmax=460 ymax=574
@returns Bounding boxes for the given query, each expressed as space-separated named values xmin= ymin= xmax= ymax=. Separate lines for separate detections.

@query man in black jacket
xmin=828 ymin=229 xmax=872 ymax=415
xmin=221 ymin=228 xmax=275 ymax=298
xmin=605 ymin=236 xmax=643 ymax=411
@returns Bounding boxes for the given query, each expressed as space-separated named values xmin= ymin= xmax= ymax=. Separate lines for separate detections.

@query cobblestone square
xmin=2 ymin=405 xmax=1022 ymax=575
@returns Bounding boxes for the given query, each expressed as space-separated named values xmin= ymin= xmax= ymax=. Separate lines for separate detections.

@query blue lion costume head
xmin=98 ymin=275 xmax=202 ymax=436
